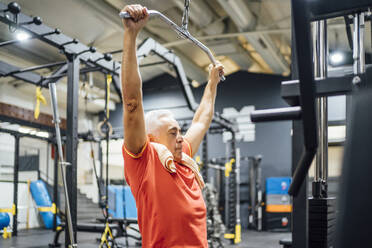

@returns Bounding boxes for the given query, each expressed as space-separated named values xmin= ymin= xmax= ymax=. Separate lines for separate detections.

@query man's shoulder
xmin=123 ymin=140 xmax=154 ymax=161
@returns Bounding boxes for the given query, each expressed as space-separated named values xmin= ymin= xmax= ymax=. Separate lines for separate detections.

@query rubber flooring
xmin=0 ymin=228 xmax=291 ymax=247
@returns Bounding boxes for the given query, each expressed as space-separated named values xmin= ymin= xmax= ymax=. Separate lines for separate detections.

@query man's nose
xmin=177 ymin=134 xmax=184 ymax=143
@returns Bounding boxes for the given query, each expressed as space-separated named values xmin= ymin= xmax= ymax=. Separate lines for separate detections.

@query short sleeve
xmin=182 ymin=138 xmax=192 ymax=157
xmin=122 ymin=141 xmax=150 ymax=197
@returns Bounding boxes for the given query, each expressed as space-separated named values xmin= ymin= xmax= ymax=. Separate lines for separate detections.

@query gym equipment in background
xmin=29 ymin=180 xmax=61 ymax=229
xmin=265 ymin=177 xmax=292 ymax=232
xmin=251 ymin=0 xmax=372 ymax=247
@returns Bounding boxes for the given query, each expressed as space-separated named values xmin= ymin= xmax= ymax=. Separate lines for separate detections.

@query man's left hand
xmin=208 ymin=61 xmax=225 ymax=84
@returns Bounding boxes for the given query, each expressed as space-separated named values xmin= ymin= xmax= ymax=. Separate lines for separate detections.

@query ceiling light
xmin=16 ymin=31 xmax=31 ymax=41
xmin=330 ymin=52 xmax=344 ymax=65
xmin=191 ymin=80 xmax=200 ymax=88
xmin=36 ymin=131 xmax=49 ymax=138
xmin=18 ymin=127 xmax=31 ymax=134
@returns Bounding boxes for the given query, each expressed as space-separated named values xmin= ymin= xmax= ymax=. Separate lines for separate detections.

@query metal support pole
xmin=256 ymin=158 xmax=262 ymax=231
xmin=53 ymin=144 xmax=58 ymax=232
xmin=235 ymin=147 xmax=241 ymax=242
xmin=291 ymin=13 xmax=308 ymax=247
xmin=65 ymin=55 xmax=80 ymax=247
xmin=12 ymin=135 xmax=20 ymax=236
xmin=228 ymin=133 xmax=237 ymax=242
xmin=359 ymin=12 xmax=365 ymax=74
xmin=49 ymin=81 xmax=77 ymax=248
xmin=313 ymin=20 xmax=328 ymax=197
xmin=5 ymin=61 xmax=66 ymax=76
xmin=248 ymin=157 xmax=257 ymax=229
xmin=224 ymin=141 xmax=229 ymax=226
xmin=98 ymin=140 xmax=103 ymax=185
xmin=353 ymin=15 xmax=360 ymax=75
xmin=292 ymin=121 xmax=308 ymax=248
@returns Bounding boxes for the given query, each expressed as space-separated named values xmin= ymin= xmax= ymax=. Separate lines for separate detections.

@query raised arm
xmin=121 ymin=5 xmax=149 ymax=154
xmin=184 ymin=62 xmax=225 ymax=157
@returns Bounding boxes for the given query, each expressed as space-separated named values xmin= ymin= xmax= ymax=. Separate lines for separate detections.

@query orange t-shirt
xmin=122 ymin=140 xmax=207 ymax=248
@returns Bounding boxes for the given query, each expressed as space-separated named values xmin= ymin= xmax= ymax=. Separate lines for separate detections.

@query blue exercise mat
xmin=0 ymin=213 xmax=10 ymax=229
xmin=108 ymin=185 xmax=137 ymax=219
xmin=30 ymin=180 xmax=61 ymax=229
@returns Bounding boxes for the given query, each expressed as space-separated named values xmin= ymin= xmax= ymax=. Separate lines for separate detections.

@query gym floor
xmin=0 ymin=229 xmax=290 ymax=248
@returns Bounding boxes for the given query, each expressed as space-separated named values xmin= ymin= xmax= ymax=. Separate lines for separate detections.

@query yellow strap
xmin=195 ymin=156 xmax=201 ymax=164
xmin=224 ymin=233 xmax=235 ymax=239
xmin=234 ymin=224 xmax=241 ymax=244
xmin=99 ymin=222 xmax=114 ymax=248
xmin=106 ymin=74 xmax=112 ymax=119
xmin=34 ymin=87 xmax=47 ymax=119
xmin=0 ymin=204 xmax=16 ymax=215
xmin=0 ymin=208 xmax=12 ymax=214
xmin=195 ymin=155 xmax=203 ymax=170
xmin=225 ymin=158 xmax=235 ymax=177
xmin=37 ymin=203 xmax=57 ymax=214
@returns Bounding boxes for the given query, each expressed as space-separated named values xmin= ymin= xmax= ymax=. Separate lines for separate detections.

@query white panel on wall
xmin=328 ymin=96 xmax=346 ymax=121
xmin=102 ymin=139 xmax=124 ymax=168
xmin=0 ymin=182 xmax=41 ymax=230
xmin=222 ymin=106 xmax=255 ymax=142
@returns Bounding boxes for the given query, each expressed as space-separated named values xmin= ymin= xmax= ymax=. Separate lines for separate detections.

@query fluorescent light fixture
xmin=18 ymin=127 xmax=31 ymax=134
xmin=16 ymin=31 xmax=31 ymax=41
xmin=191 ymin=80 xmax=200 ymax=88
xmin=36 ymin=131 xmax=49 ymax=138
xmin=330 ymin=52 xmax=344 ymax=65
xmin=226 ymin=0 xmax=253 ymax=28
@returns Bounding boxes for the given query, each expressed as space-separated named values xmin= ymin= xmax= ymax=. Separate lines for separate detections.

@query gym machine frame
xmin=0 ymin=128 xmax=59 ymax=235
xmin=207 ymin=126 xmax=240 ymax=244
xmin=251 ymin=0 xmax=372 ymax=247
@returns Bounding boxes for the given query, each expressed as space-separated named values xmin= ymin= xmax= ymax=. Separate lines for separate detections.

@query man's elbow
xmin=123 ymin=97 xmax=140 ymax=113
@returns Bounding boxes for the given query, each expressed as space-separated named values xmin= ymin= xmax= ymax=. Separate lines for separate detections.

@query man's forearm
xmin=122 ymin=31 xmax=142 ymax=100
xmin=192 ymin=80 xmax=218 ymax=126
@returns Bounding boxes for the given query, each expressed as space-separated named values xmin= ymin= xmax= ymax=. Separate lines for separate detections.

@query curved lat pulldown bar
xmin=120 ymin=8 xmax=226 ymax=81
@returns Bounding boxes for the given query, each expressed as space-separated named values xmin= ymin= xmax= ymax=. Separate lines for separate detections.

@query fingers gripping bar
xmin=120 ymin=10 xmax=225 ymax=81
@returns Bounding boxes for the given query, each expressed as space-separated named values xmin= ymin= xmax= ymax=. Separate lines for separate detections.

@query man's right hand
xmin=122 ymin=4 xmax=149 ymax=35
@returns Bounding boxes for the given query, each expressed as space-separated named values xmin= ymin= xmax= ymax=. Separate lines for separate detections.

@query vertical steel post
xmin=53 ymin=144 xmax=58 ymax=231
xmin=292 ymin=121 xmax=308 ymax=248
xmin=313 ymin=20 xmax=328 ymax=197
xmin=65 ymin=54 xmax=80 ymax=247
xmin=291 ymin=9 xmax=308 ymax=247
xmin=353 ymin=15 xmax=360 ymax=75
xmin=228 ymin=132 xmax=237 ymax=242
xmin=12 ymin=135 xmax=20 ymax=236
xmin=359 ymin=12 xmax=365 ymax=74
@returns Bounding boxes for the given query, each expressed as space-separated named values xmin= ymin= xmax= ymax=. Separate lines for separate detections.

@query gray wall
xmin=108 ymin=71 xmax=293 ymax=189
xmin=197 ymin=71 xmax=292 ymax=185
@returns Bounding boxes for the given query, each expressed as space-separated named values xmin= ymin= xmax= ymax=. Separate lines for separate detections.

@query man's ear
xmin=148 ymin=134 xmax=156 ymax=142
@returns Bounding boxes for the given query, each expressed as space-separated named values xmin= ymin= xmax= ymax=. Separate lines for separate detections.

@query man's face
xmin=150 ymin=116 xmax=183 ymax=161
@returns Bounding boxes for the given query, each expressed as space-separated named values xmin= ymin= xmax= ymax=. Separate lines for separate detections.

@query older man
xmin=121 ymin=4 xmax=225 ymax=247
